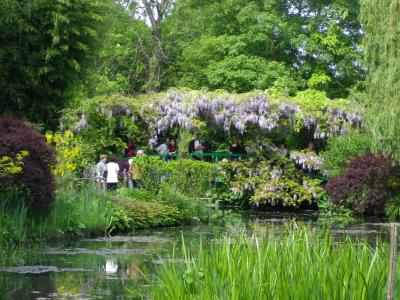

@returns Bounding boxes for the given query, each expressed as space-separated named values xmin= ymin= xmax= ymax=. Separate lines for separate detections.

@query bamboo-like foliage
xmin=361 ymin=0 xmax=400 ymax=159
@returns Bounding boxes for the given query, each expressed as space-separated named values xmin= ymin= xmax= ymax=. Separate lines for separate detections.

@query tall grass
xmin=49 ymin=184 xmax=113 ymax=235
xmin=148 ymin=227 xmax=396 ymax=300
xmin=0 ymin=188 xmax=37 ymax=265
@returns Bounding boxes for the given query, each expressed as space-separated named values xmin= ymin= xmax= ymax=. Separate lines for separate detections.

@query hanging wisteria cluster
xmin=219 ymin=160 xmax=325 ymax=207
xmin=290 ymin=150 xmax=324 ymax=172
xmin=143 ymin=92 xmax=362 ymax=146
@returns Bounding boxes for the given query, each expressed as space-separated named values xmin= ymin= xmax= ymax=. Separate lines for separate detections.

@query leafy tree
xmin=120 ymin=0 xmax=174 ymax=92
xmin=0 ymin=0 xmax=110 ymax=128
xmin=361 ymin=0 xmax=400 ymax=159
xmin=85 ymin=3 xmax=153 ymax=96
xmin=161 ymin=0 xmax=363 ymax=97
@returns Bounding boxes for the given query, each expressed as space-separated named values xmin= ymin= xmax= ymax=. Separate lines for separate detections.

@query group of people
xmin=156 ymin=138 xmax=177 ymax=156
xmin=94 ymin=137 xmax=313 ymax=192
xmin=95 ymin=150 xmax=145 ymax=191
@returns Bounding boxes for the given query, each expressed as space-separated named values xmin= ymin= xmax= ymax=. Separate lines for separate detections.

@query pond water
xmin=0 ymin=209 xmax=391 ymax=300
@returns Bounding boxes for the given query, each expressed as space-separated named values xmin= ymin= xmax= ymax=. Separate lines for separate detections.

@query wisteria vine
xmin=144 ymin=92 xmax=362 ymax=146
xmin=69 ymin=91 xmax=362 ymax=148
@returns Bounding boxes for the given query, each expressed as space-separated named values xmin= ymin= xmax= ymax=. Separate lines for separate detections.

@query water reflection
xmin=0 ymin=209 xmax=391 ymax=300
xmin=105 ymin=259 xmax=118 ymax=274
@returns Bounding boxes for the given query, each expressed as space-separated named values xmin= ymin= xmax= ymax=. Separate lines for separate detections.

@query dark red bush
xmin=0 ymin=117 xmax=56 ymax=212
xmin=326 ymin=152 xmax=400 ymax=216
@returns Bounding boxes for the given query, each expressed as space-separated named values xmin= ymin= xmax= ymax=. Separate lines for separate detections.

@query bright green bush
xmin=109 ymin=196 xmax=183 ymax=230
xmin=111 ymin=187 xmax=208 ymax=231
xmin=147 ymin=227 xmax=391 ymax=300
xmin=321 ymin=132 xmax=372 ymax=177
xmin=134 ymin=157 xmax=217 ymax=198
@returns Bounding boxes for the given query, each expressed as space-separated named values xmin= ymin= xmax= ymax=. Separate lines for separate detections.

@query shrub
xmin=0 ymin=118 xmax=56 ymax=212
xmin=134 ymin=157 xmax=217 ymax=198
xmin=321 ymin=132 xmax=372 ymax=177
xmin=218 ymin=153 xmax=325 ymax=208
xmin=326 ymin=152 xmax=400 ymax=216
xmin=110 ymin=196 xmax=183 ymax=230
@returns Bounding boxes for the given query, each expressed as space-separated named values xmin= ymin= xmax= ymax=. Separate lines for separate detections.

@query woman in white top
xmin=106 ymin=156 xmax=120 ymax=191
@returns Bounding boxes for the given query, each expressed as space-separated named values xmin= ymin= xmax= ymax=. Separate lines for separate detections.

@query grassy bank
xmin=0 ymin=184 xmax=208 ymax=266
xmin=147 ymin=227 xmax=397 ymax=300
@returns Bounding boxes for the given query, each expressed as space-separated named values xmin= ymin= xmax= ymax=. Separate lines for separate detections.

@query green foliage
xmin=361 ymin=0 xmax=400 ymax=160
xmin=60 ymin=94 xmax=147 ymax=157
xmin=134 ymin=157 xmax=217 ymax=198
xmin=321 ymin=132 xmax=372 ymax=177
xmin=0 ymin=151 xmax=29 ymax=177
xmin=111 ymin=187 xmax=208 ymax=231
xmin=0 ymin=0 xmax=111 ymax=127
xmin=162 ymin=0 xmax=363 ymax=98
xmin=85 ymin=3 xmax=153 ymax=96
xmin=385 ymin=194 xmax=400 ymax=221
xmin=218 ymin=154 xmax=325 ymax=207
xmin=109 ymin=196 xmax=183 ymax=230
xmin=204 ymin=54 xmax=293 ymax=93
xmin=49 ymin=184 xmax=113 ymax=235
xmin=147 ymin=227 xmax=390 ymax=299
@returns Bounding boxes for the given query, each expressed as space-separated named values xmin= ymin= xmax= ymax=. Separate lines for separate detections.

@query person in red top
xmin=168 ymin=139 xmax=177 ymax=154
xmin=167 ymin=139 xmax=177 ymax=159
xmin=125 ymin=141 xmax=137 ymax=157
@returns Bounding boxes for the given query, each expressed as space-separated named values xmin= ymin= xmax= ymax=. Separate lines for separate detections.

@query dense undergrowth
xmin=147 ymin=227 xmax=397 ymax=300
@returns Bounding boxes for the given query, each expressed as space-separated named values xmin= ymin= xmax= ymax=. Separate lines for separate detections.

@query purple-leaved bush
xmin=326 ymin=152 xmax=400 ymax=216
xmin=0 ymin=117 xmax=56 ymax=213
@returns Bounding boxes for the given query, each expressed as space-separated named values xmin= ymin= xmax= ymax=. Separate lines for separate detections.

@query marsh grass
xmin=48 ymin=183 xmax=113 ymax=235
xmin=148 ymin=227 xmax=398 ymax=300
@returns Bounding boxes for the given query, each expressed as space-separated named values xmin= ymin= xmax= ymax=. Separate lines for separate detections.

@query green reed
xmin=148 ymin=227 xmax=398 ymax=300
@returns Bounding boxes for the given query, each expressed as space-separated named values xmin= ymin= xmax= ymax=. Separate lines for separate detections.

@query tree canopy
xmin=0 ymin=0 xmax=110 ymax=127
xmin=0 ymin=0 xmax=365 ymax=126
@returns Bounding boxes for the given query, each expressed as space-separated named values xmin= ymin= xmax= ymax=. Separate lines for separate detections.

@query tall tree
xmin=361 ymin=0 xmax=400 ymax=159
xmin=121 ymin=0 xmax=174 ymax=91
xmin=0 ymin=0 xmax=110 ymax=128
xmin=85 ymin=3 xmax=153 ymax=96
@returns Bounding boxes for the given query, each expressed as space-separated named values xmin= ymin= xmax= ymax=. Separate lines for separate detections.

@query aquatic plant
xmin=147 ymin=227 xmax=391 ymax=300
xmin=49 ymin=184 xmax=113 ymax=235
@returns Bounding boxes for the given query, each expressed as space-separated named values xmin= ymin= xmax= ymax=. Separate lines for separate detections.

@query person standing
xmin=129 ymin=150 xmax=144 ymax=189
xmin=96 ymin=155 xmax=108 ymax=190
xmin=106 ymin=156 xmax=119 ymax=192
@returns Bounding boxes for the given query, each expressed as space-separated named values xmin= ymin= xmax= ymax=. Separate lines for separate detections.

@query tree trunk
xmin=147 ymin=28 xmax=162 ymax=92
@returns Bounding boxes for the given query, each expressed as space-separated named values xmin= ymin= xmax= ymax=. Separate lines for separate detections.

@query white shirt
xmin=106 ymin=162 xmax=119 ymax=183
xmin=194 ymin=140 xmax=203 ymax=153
xmin=157 ymin=143 xmax=168 ymax=155
xmin=96 ymin=161 xmax=106 ymax=178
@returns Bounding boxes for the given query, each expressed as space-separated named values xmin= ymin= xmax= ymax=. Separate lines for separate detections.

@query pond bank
xmin=0 ymin=209 xmax=394 ymax=300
